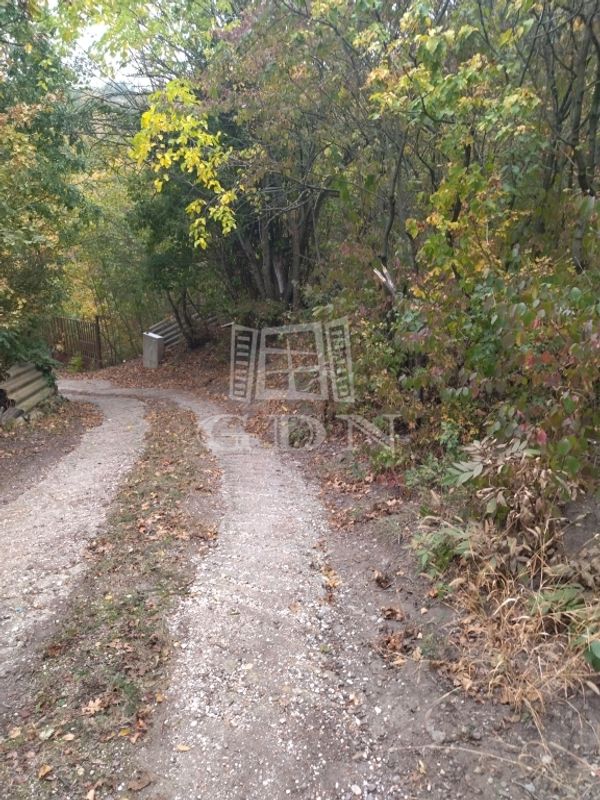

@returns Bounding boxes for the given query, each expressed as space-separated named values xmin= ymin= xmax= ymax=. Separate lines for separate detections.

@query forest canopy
xmin=1 ymin=0 xmax=599 ymax=477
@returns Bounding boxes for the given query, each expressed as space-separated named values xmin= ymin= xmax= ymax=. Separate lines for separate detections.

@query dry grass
xmin=413 ymin=440 xmax=600 ymax=715
xmin=448 ymin=571 xmax=595 ymax=714
xmin=416 ymin=516 xmax=599 ymax=721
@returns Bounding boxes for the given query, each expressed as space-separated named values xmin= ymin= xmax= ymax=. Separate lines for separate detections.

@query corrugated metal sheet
xmin=147 ymin=310 xmax=217 ymax=350
xmin=0 ymin=363 xmax=56 ymax=422
xmin=147 ymin=315 xmax=188 ymax=349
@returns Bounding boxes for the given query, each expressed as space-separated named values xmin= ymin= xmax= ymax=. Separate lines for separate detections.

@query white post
xmin=143 ymin=332 xmax=165 ymax=369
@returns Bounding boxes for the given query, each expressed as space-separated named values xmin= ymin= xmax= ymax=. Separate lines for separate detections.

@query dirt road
xmin=0 ymin=393 xmax=147 ymax=716
xmin=59 ymin=378 xmax=405 ymax=799
xmin=1 ymin=376 xmax=596 ymax=800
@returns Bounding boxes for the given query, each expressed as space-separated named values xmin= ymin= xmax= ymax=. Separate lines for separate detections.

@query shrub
xmin=348 ymin=262 xmax=599 ymax=483
xmin=68 ymin=353 xmax=84 ymax=373
xmin=0 ymin=329 xmax=57 ymax=382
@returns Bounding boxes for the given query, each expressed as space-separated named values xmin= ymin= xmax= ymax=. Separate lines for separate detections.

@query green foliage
xmin=131 ymin=80 xmax=236 ymax=250
xmin=445 ymin=438 xmax=539 ymax=489
xmin=414 ymin=524 xmax=472 ymax=576
xmin=233 ymin=299 xmax=286 ymax=329
xmin=532 ymin=586 xmax=585 ymax=616
xmin=439 ymin=420 xmax=462 ymax=457
xmin=0 ymin=329 xmax=57 ymax=380
xmin=370 ymin=445 xmax=405 ymax=475
xmin=128 ymin=169 xmax=205 ymax=296
xmin=66 ymin=172 xmax=165 ymax=361
xmin=350 ymin=264 xmax=600 ymax=482
xmin=0 ymin=1 xmax=85 ymax=362
xmin=584 ymin=641 xmax=600 ymax=673
xmin=405 ymin=454 xmax=447 ymax=489
xmin=67 ymin=353 xmax=84 ymax=373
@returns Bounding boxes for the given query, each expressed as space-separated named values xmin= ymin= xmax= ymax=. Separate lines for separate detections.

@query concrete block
xmin=143 ymin=332 xmax=165 ymax=369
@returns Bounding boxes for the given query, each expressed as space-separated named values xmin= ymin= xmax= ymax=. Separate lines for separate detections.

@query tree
xmin=0 ymin=0 xmax=85 ymax=370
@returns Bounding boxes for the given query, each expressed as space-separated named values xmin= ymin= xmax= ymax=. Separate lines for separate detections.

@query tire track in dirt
xmin=0 ymin=393 xmax=148 ymax=715
xmin=59 ymin=378 xmax=396 ymax=799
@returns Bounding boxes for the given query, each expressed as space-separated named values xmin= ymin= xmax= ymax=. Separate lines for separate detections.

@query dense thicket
xmin=62 ymin=0 xmax=600 ymax=474
xmin=0 ymin=2 xmax=86 ymax=370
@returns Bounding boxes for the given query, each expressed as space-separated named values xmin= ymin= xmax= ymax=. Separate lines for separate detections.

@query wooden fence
xmin=45 ymin=316 xmax=104 ymax=369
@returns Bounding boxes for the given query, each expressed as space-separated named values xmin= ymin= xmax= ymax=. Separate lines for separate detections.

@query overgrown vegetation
xmin=0 ymin=3 xmax=86 ymax=373
xmin=414 ymin=437 xmax=600 ymax=711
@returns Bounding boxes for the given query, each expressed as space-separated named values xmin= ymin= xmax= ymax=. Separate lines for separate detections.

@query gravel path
xmin=8 ymin=378 xmax=584 ymax=800
xmin=142 ymin=410 xmax=382 ymax=800
xmin=59 ymin=379 xmax=398 ymax=800
xmin=0 ymin=393 xmax=148 ymax=714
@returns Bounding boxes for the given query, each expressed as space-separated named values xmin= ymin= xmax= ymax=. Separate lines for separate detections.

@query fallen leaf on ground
xmin=322 ymin=564 xmax=341 ymax=589
xmin=381 ymin=606 xmax=405 ymax=621
xmin=81 ymin=697 xmax=104 ymax=716
xmin=44 ymin=642 xmax=66 ymax=658
xmin=373 ymin=570 xmax=392 ymax=589
xmin=175 ymin=744 xmax=191 ymax=752
xmin=38 ymin=764 xmax=53 ymax=780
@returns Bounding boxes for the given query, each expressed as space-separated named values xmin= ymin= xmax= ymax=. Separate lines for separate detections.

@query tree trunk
xmin=236 ymin=229 xmax=266 ymax=299
xmin=260 ymin=218 xmax=276 ymax=300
